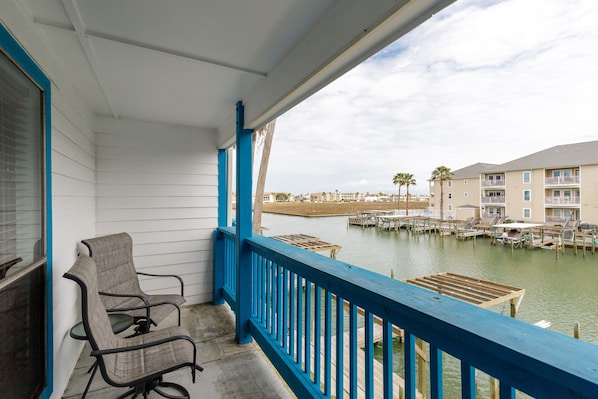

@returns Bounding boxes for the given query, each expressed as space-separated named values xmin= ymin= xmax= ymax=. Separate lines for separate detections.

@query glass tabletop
xmin=70 ymin=313 xmax=134 ymax=340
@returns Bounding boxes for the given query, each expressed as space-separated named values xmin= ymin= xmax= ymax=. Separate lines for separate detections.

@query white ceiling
xmin=21 ymin=0 xmax=455 ymax=143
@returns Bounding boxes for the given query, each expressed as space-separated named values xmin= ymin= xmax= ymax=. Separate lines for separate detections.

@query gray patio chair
xmin=82 ymin=232 xmax=186 ymax=334
xmin=64 ymin=254 xmax=203 ymax=399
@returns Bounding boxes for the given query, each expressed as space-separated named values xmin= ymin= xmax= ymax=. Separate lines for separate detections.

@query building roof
xmin=452 ymin=162 xmax=498 ymax=179
xmin=488 ymin=140 xmax=598 ymax=172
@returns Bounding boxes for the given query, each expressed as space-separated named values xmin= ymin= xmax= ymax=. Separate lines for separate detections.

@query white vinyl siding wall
xmin=94 ymin=117 xmax=218 ymax=305
xmin=0 ymin=3 xmax=100 ymax=398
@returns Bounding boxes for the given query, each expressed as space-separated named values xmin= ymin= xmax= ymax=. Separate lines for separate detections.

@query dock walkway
xmin=309 ymin=317 xmax=419 ymax=399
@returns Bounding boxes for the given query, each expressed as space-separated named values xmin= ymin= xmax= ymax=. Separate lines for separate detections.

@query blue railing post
xmin=213 ymin=149 xmax=228 ymax=305
xmin=404 ymin=332 xmax=416 ymax=399
xmin=430 ymin=344 xmax=443 ymax=399
xmin=235 ymin=101 xmax=253 ymax=344
xmin=213 ymin=230 xmax=225 ymax=305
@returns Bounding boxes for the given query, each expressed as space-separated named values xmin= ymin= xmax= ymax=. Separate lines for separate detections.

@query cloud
xmin=264 ymin=0 xmax=598 ymax=195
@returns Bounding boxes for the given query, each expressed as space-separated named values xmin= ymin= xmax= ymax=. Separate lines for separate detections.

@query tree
xmin=404 ymin=173 xmax=416 ymax=216
xmin=252 ymin=119 xmax=276 ymax=234
xmin=392 ymin=173 xmax=406 ymax=210
xmin=275 ymin=192 xmax=289 ymax=202
xmin=431 ymin=166 xmax=453 ymax=220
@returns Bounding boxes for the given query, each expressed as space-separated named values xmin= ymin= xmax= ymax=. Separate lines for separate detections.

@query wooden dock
xmin=319 ymin=326 xmax=422 ymax=399
xmin=405 ymin=272 xmax=525 ymax=317
xmin=349 ymin=210 xmax=395 ymax=228
xmin=271 ymin=234 xmax=342 ymax=258
xmin=308 ymin=303 xmax=419 ymax=399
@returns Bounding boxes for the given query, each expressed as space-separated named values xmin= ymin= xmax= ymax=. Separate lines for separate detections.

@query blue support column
xmin=213 ymin=149 xmax=228 ymax=305
xmin=235 ymin=101 xmax=253 ymax=344
xmin=217 ymin=149 xmax=228 ymax=227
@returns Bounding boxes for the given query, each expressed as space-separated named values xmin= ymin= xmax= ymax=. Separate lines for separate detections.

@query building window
xmin=0 ymin=23 xmax=51 ymax=399
xmin=464 ymin=179 xmax=468 ymax=184
xmin=447 ymin=181 xmax=452 ymax=188
xmin=448 ymin=192 xmax=452 ymax=199
xmin=448 ymin=204 xmax=453 ymax=211
xmin=523 ymin=208 xmax=531 ymax=218
xmin=0 ymin=42 xmax=46 ymax=269
xmin=523 ymin=190 xmax=531 ymax=202
xmin=523 ymin=171 xmax=531 ymax=183
xmin=464 ymin=192 xmax=468 ymax=197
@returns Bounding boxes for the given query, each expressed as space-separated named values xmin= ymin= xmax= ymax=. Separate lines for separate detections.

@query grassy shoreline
xmin=261 ymin=201 xmax=429 ymax=217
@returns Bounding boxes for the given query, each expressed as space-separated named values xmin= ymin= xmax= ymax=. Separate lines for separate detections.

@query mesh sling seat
xmin=64 ymin=254 xmax=203 ymax=399
xmin=82 ymin=232 xmax=186 ymax=334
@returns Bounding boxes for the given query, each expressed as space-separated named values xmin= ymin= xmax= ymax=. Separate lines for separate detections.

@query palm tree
xmin=404 ymin=173 xmax=416 ymax=216
xmin=392 ymin=173 xmax=406 ymax=210
xmin=252 ymin=119 xmax=276 ymax=234
xmin=431 ymin=166 xmax=453 ymax=220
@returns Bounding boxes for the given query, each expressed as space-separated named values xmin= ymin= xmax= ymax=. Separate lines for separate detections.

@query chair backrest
xmin=64 ymin=254 xmax=119 ymax=373
xmin=81 ymin=233 xmax=142 ymax=308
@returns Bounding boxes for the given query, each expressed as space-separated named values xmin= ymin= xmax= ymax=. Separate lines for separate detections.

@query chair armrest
xmin=100 ymin=291 xmax=151 ymax=322
xmin=91 ymin=334 xmax=195 ymax=356
xmin=137 ymin=272 xmax=184 ymax=297
xmin=100 ymin=291 xmax=150 ymax=306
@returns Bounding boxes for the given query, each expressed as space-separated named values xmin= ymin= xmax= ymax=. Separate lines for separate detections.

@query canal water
xmin=262 ymin=213 xmax=598 ymax=397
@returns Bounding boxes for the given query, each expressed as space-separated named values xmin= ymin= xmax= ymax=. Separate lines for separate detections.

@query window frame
xmin=523 ymin=171 xmax=531 ymax=184
xmin=523 ymin=190 xmax=531 ymax=202
xmin=0 ymin=23 xmax=53 ymax=399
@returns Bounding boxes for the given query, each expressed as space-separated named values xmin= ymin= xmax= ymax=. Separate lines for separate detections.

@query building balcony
xmin=481 ymin=180 xmax=506 ymax=187
xmin=545 ymin=196 xmax=581 ymax=206
xmin=481 ymin=196 xmax=506 ymax=204
xmin=545 ymin=176 xmax=581 ymax=186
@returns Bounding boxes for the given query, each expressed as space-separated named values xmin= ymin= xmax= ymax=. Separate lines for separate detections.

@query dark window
xmin=0 ymin=24 xmax=49 ymax=399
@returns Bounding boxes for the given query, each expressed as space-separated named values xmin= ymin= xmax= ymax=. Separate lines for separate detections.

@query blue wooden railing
xmin=214 ymin=227 xmax=598 ymax=398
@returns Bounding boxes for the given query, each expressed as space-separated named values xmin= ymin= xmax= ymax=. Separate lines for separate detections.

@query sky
xmin=257 ymin=0 xmax=598 ymax=196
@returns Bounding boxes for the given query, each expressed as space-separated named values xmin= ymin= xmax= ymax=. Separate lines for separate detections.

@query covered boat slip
xmin=271 ymin=234 xmax=342 ymax=258
xmin=405 ymin=272 xmax=525 ymax=318
xmin=491 ymin=222 xmax=597 ymax=254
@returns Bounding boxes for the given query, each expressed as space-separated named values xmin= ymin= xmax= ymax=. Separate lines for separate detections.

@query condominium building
xmin=429 ymin=141 xmax=598 ymax=223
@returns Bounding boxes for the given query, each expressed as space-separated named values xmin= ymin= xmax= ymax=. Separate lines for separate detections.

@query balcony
xmin=545 ymin=196 xmax=581 ymax=206
xmin=481 ymin=180 xmax=506 ymax=188
xmin=481 ymin=196 xmax=506 ymax=204
xmin=545 ymin=176 xmax=580 ymax=186
xmin=212 ymin=227 xmax=598 ymax=399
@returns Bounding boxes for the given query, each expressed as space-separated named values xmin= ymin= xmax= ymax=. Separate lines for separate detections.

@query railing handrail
xmin=545 ymin=196 xmax=581 ymax=205
xmin=481 ymin=196 xmax=506 ymax=203
xmin=481 ymin=180 xmax=506 ymax=186
xmin=215 ymin=228 xmax=598 ymax=398
xmin=545 ymin=176 xmax=580 ymax=185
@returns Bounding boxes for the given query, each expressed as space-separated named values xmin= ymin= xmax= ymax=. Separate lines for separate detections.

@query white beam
xmin=34 ymin=18 xmax=267 ymax=78
xmin=60 ymin=0 xmax=119 ymax=117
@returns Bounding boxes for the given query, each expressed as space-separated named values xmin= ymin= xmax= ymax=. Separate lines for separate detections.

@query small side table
xmin=70 ymin=313 xmax=134 ymax=398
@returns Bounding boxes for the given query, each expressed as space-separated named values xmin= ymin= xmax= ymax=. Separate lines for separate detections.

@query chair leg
xmin=120 ymin=379 xmax=190 ymax=399
xmin=153 ymin=382 xmax=190 ymax=399
xmin=81 ymin=361 xmax=99 ymax=399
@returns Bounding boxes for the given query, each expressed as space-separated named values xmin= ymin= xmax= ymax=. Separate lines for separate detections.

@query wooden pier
xmin=348 ymin=213 xmax=598 ymax=256
xmin=405 ymin=272 xmax=526 ymax=317
xmin=271 ymin=234 xmax=342 ymax=258
xmin=306 ymin=296 xmax=419 ymax=398
xmin=348 ymin=210 xmax=395 ymax=227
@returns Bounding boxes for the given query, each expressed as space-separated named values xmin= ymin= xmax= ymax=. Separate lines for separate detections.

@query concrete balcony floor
xmin=63 ymin=303 xmax=295 ymax=398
